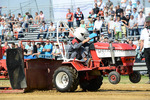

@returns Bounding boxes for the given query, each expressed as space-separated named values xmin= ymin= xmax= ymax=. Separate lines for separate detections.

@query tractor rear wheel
xmin=80 ymin=75 xmax=103 ymax=91
xmin=53 ymin=66 xmax=78 ymax=92
xmin=129 ymin=71 xmax=141 ymax=83
xmin=108 ymin=71 xmax=121 ymax=84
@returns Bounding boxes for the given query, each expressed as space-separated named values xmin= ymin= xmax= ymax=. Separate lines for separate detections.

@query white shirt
xmin=140 ymin=28 xmax=150 ymax=48
xmin=137 ymin=16 xmax=145 ymax=26
xmin=137 ymin=4 xmax=144 ymax=12
xmin=94 ymin=20 xmax=103 ymax=30
xmin=49 ymin=25 xmax=56 ymax=31
xmin=114 ymin=21 xmax=123 ymax=32
xmin=39 ymin=14 xmax=44 ymax=19
xmin=126 ymin=5 xmax=132 ymax=14
xmin=97 ymin=2 xmax=105 ymax=10
xmin=108 ymin=21 xmax=115 ymax=30
xmin=121 ymin=0 xmax=127 ymax=8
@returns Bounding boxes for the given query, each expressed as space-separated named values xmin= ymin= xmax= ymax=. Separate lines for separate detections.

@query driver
xmin=67 ymin=27 xmax=90 ymax=61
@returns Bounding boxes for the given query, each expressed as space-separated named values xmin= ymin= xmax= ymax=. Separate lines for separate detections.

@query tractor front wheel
xmin=129 ymin=71 xmax=141 ymax=83
xmin=108 ymin=71 xmax=121 ymax=84
xmin=53 ymin=66 xmax=78 ymax=92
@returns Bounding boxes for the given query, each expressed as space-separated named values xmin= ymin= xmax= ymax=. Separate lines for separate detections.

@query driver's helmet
xmin=73 ymin=27 xmax=89 ymax=41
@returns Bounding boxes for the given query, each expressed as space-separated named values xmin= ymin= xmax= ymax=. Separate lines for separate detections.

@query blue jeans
xmin=68 ymin=22 xmax=73 ymax=28
xmin=138 ymin=25 xmax=144 ymax=35
xmin=129 ymin=29 xmax=136 ymax=36
xmin=76 ymin=20 xmax=80 ymax=27
xmin=37 ymin=32 xmax=47 ymax=39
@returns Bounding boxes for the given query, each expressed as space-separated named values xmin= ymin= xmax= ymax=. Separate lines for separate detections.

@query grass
xmin=0 ymin=75 xmax=149 ymax=87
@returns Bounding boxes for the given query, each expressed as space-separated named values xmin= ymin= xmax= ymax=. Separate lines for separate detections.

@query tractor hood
xmin=94 ymin=42 xmax=135 ymax=50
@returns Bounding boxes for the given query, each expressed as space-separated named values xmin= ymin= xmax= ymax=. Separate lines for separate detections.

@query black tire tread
xmin=52 ymin=66 xmax=78 ymax=92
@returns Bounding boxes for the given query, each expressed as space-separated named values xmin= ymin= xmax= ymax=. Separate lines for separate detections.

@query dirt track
xmin=0 ymin=83 xmax=150 ymax=100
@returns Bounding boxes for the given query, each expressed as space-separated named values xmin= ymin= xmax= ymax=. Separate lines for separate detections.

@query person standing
xmin=140 ymin=16 xmax=150 ymax=84
xmin=106 ymin=0 xmax=113 ymax=9
xmin=66 ymin=8 xmax=74 ymax=28
xmin=74 ymin=7 xmax=84 ymax=27
xmin=93 ymin=3 xmax=99 ymax=14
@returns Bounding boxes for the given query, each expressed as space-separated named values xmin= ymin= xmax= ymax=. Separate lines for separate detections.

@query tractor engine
xmin=93 ymin=42 xmax=136 ymax=67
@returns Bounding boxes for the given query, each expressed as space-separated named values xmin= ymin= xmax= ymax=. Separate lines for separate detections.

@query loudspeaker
xmin=6 ymin=48 xmax=27 ymax=89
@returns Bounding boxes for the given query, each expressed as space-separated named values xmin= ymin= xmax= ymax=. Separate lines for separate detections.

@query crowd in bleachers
xmin=65 ymin=0 xmax=150 ymax=40
xmin=0 ymin=0 xmax=150 ymax=61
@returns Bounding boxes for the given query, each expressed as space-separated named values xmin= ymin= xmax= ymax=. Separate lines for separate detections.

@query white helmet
xmin=73 ymin=27 xmax=89 ymax=41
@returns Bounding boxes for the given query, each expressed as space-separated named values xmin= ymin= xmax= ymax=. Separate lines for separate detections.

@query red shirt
xmin=66 ymin=12 xmax=74 ymax=22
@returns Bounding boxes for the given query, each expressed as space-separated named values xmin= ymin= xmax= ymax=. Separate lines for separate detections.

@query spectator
xmin=93 ymin=3 xmax=99 ymax=14
xmin=74 ymin=7 xmax=84 ymax=27
xmin=43 ymin=39 xmax=53 ymax=58
xmin=137 ymin=0 xmax=144 ymax=13
xmin=23 ymin=45 xmax=28 ymax=56
xmin=4 ymin=29 xmax=13 ymax=41
xmin=32 ymin=43 xmax=44 ymax=58
xmin=66 ymin=8 xmax=74 ymax=28
xmin=11 ymin=42 xmax=15 ymax=49
xmin=24 ymin=41 xmax=36 ymax=59
xmin=17 ymin=13 xmax=23 ymax=24
xmin=87 ymin=18 xmax=94 ymax=34
xmin=17 ymin=24 xmax=24 ymax=38
xmin=108 ymin=17 xmax=115 ymax=38
xmin=58 ymin=22 xmax=65 ymax=38
xmin=125 ymin=1 xmax=133 ymax=16
xmin=89 ymin=30 xmax=98 ymax=42
xmin=2 ymin=14 xmax=7 ymax=20
xmin=128 ymin=15 xmax=137 ymax=36
xmin=37 ymin=21 xmax=48 ymax=39
xmin=97 ymin=9 xmax=104 ymax=17
xmin=116 ymin=5 xmax=123 ymax=16
xmin=120 ymin=12 xmax=128 ymax=37
xmin=8 ymin=13 xmax=12 ymax=20
xmin=104 ymin=12 xmax=111 ymax=27
xmin=80 ymin=20 xmax=87 ymax=29
xmin=23 ymin=12 xmax=29 ymax=32
xmin=15 ymin=44 xmax=19 ymax=48
xmin=121 ymin=0 xmax=127 ymax=11
xmin=48 ymin=22 xmax=56 ymax=38
xmin=2 ymin=41 xmax=8 ymax=53
xmin=0 ymin=23 xmax=4 ymax=41
xmin=28 ymin=13 xmax=33 ymax=25
xmin=94 ymin=16 xmax=103 ymax=35
xmin=32 ymin=42 xmax=37 ymax=53
xmin=128 ymin=40 xmax=137 ymax=49
xmin=108 ymin=7 xmax=115 ymax=17
xmin=12 ymin=14 xmax=17 ymax=20
xmin=99 ymin=32 xmax=104 ymax=42
xmin=114 ymin=16 xmax=124 ymax=39
xmin=52 ymin=43 xmax=62 ymax=60
xmin=63 ymin=40 xmax=70 ymax=57
xmin=97 ymin=0 xmax=105 ymax=11
xmin=103 ymin=37 xmax=109 ymax=43
xmin=137 ymin=11 xmax=145 ymax=35
xmin=88 ymin=9 xmax=97 ymax=22
xmin=34 ymin=12 xmax=39 ymax=25
xmin=39 ymin=11 xmax=44 ymax=23
xmin=131 ymin=8 xmax=138 ymax=19
xmin=106 ymin=0 xmax=113 ymax=9
xmin=39 ymin=37 xmax=45 ymax=47
xmin=131 ymin=0 xmax=137 ymax=8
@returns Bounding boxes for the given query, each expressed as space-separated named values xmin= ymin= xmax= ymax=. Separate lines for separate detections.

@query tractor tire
xmin=129 ymin=71 xmax=141 ymax=83
xmin=53 ymin=66 xmax=79 ymax=92
xmin=80 ymin=75 xmax=103 ymax=91
xmin=108 ymin=71 xmax=121 ymax=84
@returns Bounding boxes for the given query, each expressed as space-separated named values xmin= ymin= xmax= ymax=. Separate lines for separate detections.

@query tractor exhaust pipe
xmin=109 ymin=41 xmax=115 ymax=64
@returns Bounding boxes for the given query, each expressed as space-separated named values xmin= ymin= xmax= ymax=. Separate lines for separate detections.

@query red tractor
xmin=52 ymin=41 xmax=141 ymax=92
